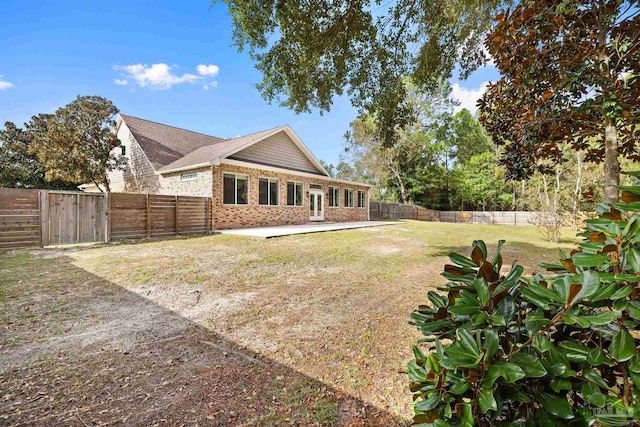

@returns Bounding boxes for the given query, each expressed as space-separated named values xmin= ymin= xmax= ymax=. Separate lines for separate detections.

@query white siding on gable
xmin=108 ymin=121 xmax=156 ymax=191
xmin=230 ymin=131 xmax=324 ymax=175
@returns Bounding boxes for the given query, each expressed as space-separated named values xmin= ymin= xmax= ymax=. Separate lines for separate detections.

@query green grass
xmin=0 ymin=220 xmax=580 ymax=422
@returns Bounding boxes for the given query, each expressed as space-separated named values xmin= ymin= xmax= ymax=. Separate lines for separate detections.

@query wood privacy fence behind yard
xmin=369 ymin=201 xmax=538 ymax=225
xmin=0 ymin=188 xmax=212 ymax=249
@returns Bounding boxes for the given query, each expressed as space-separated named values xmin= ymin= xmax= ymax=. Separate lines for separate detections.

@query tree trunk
xmin=573 ymin=151 xmax=583 ymax=213
xmin=542 ymin=175 xmax=550 ymax=209
xmin=553 ymin=164 xmax=560 ymax=214
xmin=603 ymin=118 xmax=619 ymax=203
xmin=388 ymin=163 xmax=408 ymax=204
xmin=100 ymin=173 xmax=111 ymax=193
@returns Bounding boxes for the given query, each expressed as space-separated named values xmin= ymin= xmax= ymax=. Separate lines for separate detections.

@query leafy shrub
xmin=531 ymin=210 xmax=564 ymax=242
xmin=407 ymin=171 xmax=640 ymax=426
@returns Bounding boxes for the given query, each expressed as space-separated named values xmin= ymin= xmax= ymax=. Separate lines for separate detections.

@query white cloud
xmin=114 ymin=79 xmax=128 ymax=86
xmin=451 ymin=82 xmax=489 ymax=114
xmin=197 ymin=64 xmax=220 ymax=77
xmin=113 ymin=63 xmax=201 ymax=89
xmin=203 ymin=81 xmax=219 ymax=90
xmin=0 ymin=75 xmax=15 ymax=90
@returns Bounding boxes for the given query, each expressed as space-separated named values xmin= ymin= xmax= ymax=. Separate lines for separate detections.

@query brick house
xmin=86 ymin=115 xmax=371 ymax=229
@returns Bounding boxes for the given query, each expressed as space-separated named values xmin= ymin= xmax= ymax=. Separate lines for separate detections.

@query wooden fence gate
xmin=0 ymin=188 xmax=213 ymax=249
xmin=43 ymin=191 xmax=107 ymax=245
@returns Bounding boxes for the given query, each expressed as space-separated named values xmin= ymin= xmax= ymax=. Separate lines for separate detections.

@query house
xmin=91 ymin=114 xmax=371 ymax=229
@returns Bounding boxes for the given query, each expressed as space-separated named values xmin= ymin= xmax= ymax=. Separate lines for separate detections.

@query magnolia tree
xmin=479 ymin=0 xmax=640 ymax=203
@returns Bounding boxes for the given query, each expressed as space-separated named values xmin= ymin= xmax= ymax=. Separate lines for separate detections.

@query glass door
xmin=309 ymin=190 xmax=324 ymax=221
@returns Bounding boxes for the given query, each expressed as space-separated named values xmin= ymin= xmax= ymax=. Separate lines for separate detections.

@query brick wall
xmin=212 ymin=163 xmax=369 ymax=229
xmin=118 ymin=167 xmax=214 ymax=197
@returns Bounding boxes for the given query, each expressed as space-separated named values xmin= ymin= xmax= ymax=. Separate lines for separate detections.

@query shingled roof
xmin=119 ymin=115 xmax=227 ymax=169
xmin=118 ymin=114 xmax=329 ymax=176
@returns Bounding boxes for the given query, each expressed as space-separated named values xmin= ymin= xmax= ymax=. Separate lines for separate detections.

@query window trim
xmin=222 ymin=172 xmax=250 ymax=206
xmin=328 ymin=186 xmax=340 ymax=208
xmin=344 ymin=188 xmax=354 ymax=208
xmin=357 ymin=190 xmax=366 ymax=208
xmin=286 ymin=180 xmax=304 ymax=207
xmin=258 ymin=176 xmax=280 ymax=206
xmin=181 ymin=172 xmax=198 ymax=181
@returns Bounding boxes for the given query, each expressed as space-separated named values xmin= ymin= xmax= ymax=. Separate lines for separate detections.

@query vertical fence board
xmin=0 ymin=189 xmax=212 ymax=249
xmin=369 ymin=201 xmax=540 ymax=226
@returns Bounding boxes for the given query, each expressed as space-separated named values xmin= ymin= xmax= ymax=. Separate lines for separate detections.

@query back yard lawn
xmin=0 ymin=221 xmax=578 ymax=426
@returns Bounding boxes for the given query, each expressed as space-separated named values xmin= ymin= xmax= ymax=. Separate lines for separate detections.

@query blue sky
xmin=0 ymin=0 xmax=498 ymax=165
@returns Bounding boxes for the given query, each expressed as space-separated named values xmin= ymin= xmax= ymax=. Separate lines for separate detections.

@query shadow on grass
xmin=0 ymin=253 xmax=406 ymax=426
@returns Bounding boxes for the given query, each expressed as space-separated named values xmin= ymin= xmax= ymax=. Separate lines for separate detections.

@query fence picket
xmin=0 ymin=188 xmax=213 ymax=249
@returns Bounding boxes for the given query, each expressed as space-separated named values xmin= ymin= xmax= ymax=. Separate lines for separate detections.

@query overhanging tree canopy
xmin=478 ymin=0 xmax=640 ymax=202
xmin=218 ymin=0 xmax=507 ymax=145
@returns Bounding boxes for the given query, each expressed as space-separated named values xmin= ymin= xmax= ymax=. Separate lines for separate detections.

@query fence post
xmin=175 ymin=196 xmax=180 ymax=236
xmin=106 ymin=193 xmax=111 ymax=243
xmin=75 ymin=193 xmax=80 ymax=243
xmin=39 ymin=190 xmax=49 ymax=247
xmin=146 ymin=194 xmax=151 ymax=238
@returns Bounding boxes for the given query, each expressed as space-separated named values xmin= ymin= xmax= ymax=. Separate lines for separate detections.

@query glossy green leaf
xmin=571 ymin=253 xmax=611 ymax=267
xmin=571 ymin=270 xmax=601 ymax=304
xmin=537 ymin=393 xmax=574 ymax=419
xmin=457 ymin=329 xmax=481 ymax=359
xmin=415 ymin=392 xmax=441 ymax=411
xmin=511 ymin=353 xmax=547 ymax=378
xmin=625 ymin=247 xmax=640 ymax=271
xmin=533 ymin=334 xmax=553 ymax=352
xmin=449 ymin=252 xmax=478 ymax=268
xmin=609 ymin=329 xmax=635 ymax=362
xmin=610 ymin=286 xmax=634 ymax=300
xmin=549 ymin=378 xmax=572 ymax=392
xmin=478 ymin=386 xmax=497 ymax=414
xmin=588 ymin=393 xmax=606 ymax=408
xmin=583 ymin=367 xmax=609 ymax=390
xmin=483 ymin=329 xmax=499 ymax=361
xmin=485 ymin=362 xmax=526 ymax=386
xmin=473 ymin=277 xmax=490 ymax=307
xmin=559 ymin=342 xmax=590 ymax=363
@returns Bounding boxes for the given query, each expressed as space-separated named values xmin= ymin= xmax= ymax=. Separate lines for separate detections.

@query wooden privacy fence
xmin=0 ymin=188 xmax=212 ymax=249
xmin=109 ymin=193 xmax=211 ymax=240
xmin=0 ymin=188 xmax=41 ymax=249
xmin=369 ymin=201 xmax=440 ymax=221
xmin=369 ymin=201 xmax=538 ymax=226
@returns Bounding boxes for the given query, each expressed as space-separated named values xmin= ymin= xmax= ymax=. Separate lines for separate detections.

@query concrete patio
xmin=214 ymin=221 xmax=399 ymax=238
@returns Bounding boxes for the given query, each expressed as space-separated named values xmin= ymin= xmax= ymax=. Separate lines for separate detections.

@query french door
xmin=309 ymin=190 xmax=324 ymax=221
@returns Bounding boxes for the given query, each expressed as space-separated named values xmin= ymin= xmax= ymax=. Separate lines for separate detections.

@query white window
xmin=328 ymin=186 xmax=340 ymax=207
xmin=181 ymin=173 xmax=198 ymax=181
xmin=223 ymin=173 xmax=249 ymax=205
xmin=344 ymin=188 xmax=354 ymax=208
xmin=287 ymin=181 xmax=304 ymax=206
xmin=259 ymin=178 xmax=279 ymax=206
xmin=357 ymin=190 xmax=366 ymax=208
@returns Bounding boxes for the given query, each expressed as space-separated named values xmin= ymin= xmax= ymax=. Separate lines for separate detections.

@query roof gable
xmin=228 ymin=129 xmax=326 ymax=175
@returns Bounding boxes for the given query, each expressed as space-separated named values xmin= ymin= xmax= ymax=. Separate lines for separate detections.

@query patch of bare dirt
xmin=0 ymin=250 xmax=405 ymax=426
